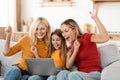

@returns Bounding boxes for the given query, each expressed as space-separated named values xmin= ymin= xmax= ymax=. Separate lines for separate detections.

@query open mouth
xmin=65 ymin=36 xmax=70 ymax=41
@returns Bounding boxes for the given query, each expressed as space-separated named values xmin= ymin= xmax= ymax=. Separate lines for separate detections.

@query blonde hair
xmin=61 ymin=19 xmax=83 ymax=39
xmin=49 ymin=29 xmax=68 ymax=62
xmin=29 ymin=17 xmax=51 ymax=49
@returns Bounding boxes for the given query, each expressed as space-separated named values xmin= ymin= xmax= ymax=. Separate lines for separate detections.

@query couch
xmin=0 ymin=39 xmax=22 ymax=80
xmin=0 ymin=39 xmax=120 ymax=80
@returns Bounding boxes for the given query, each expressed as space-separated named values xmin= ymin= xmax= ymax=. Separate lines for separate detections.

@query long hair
xmin=49 ymin=29 xmax=67 ymax=62
xmin=61 ymin=19 xmax=83 ymax=39
xmin=29 ymin=17 xmax=51 ymax=49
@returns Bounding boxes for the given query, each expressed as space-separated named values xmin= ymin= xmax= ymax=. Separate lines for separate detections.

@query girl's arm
xmin=31 ymin=46 xmax=39 ymax=58
xmin=66 ymin=40 xmax=80 ymax=69
xmin=3 ymin=26 xmax=12 ymax=54
xmin=90 ymin=4 xmax=109 ymax=43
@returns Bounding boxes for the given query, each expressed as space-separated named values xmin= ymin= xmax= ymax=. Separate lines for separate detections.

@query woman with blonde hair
xmin=56 ymin=4 xmax=109 ymax=80
xmin=3 ymin=17 xmax=51 ymax=80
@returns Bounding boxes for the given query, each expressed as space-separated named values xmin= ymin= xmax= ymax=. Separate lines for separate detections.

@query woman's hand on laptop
xmin=31 ymin=46 xmax=39 ymax=58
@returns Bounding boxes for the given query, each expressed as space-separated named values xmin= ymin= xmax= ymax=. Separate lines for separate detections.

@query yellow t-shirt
xmin=4 ymin=35 xmax=48 ymax=70
xmin=51 ymin=50 xmax=65 ymax=67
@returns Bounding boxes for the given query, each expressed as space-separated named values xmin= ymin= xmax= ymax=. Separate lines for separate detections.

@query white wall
xmin=21 ymin=0 xmax=93 ymax=31
xmin=21 ymin=0 xmax=120 ymax=33
xmin=98 ymin=2 xmax=120 ymax=33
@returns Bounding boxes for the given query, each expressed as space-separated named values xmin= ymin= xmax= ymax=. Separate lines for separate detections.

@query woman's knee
xmin=57 ymin=70 xmax=69 ymax=77
xmin=56 ymin=70 xmax=70 ymax=80
xmin=28 ymin=75 xmax=40 ymax=80
xmin=4 ymin=66 xmax=21 ymax=80
xmin=47 ymin=75 xmax=56 ymax=80
xmin=68 ymin=71 xmax=82 ymax=80
xmin=5 ymin=66 xmax=21 ymax=75
xmin=28 ymin=75 xmax=47 ymax=80
xmin=68 ymin=72 xmax=78 ymax=77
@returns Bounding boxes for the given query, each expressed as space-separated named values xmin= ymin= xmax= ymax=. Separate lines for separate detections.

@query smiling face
xmin=35 ymin=23 xmax=48 ymax=40
xmin=51 ymin=34 xmax=62 ymax=50
xmin=61 ymin=24 xmax=76 ymax=44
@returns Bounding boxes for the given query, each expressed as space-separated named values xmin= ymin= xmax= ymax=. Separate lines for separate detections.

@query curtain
xmin=16 ymin=0 xmax=21 ymax=31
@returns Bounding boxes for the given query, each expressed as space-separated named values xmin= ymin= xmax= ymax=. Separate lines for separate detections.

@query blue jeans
xmin=47 ymin=75 xmax=56 ymax=80
xmin=28 ymin=75 xmax=48 ymax=80
xmin=4 ymin=66 xmax=29 ymax=80
xmin=47 ymin=70 xmax=70 ymax=80
xmin=56 ymin=70 xmax=101 ymax=80
xmin=47 ymin=67 xmax=66 ymax=80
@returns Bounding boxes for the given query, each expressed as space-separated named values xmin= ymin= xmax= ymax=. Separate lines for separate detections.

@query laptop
xmin=25 ymin=58 xmax=57 ymax=76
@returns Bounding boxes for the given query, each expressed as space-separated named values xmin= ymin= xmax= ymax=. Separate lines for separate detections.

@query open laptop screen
xmin=25 ymin=58 xmax=57 ymax=76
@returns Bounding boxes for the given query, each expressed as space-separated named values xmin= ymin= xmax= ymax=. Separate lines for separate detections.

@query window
xmin=0 ymin=0 xmax=16 ymax=30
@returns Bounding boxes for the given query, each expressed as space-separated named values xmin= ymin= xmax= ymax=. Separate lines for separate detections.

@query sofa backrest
xmin=0 ymin=39 xmax=21 ymax=76
xmin=0 ymin=39 xmax=120 ymax=75
xmin=98 ymin=43 xmax=120 ymax=68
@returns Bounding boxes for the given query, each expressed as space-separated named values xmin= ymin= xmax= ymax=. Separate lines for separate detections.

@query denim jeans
xmin=47 ymin=70 xmax=69 ymax=80
xmin=47 ymin=67 xmax=66 ymax=80
xmin=56 ymin=70 xmax=101 ymax=80
xmin=28 ymin=75 xmax=48 ymax=80
xmin=4 ymin=66 xmax=29 ymax=80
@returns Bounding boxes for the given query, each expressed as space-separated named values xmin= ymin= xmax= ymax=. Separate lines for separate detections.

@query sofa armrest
xmin=101 ymin=60 xmax=120 ymax=80
xmin=98 ymin=43 xmax=120 ymax=68
xmin=0 ymin=39 xmax=21 ymax=76
xmin=0 ymin=61 xmax=1 ymax=76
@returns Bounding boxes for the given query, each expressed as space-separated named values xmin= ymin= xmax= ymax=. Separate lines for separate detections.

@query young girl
xmin=56 ymin=4 xmax=109 ymax=80
xmin=3 ymin=17 xmax=51 ymax=80
xmin=47 ymin=29 xmax=68 ymax=80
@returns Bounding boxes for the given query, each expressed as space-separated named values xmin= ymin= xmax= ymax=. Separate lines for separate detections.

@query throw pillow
xmin=98 ymin=43 xmax=120 ymax=68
